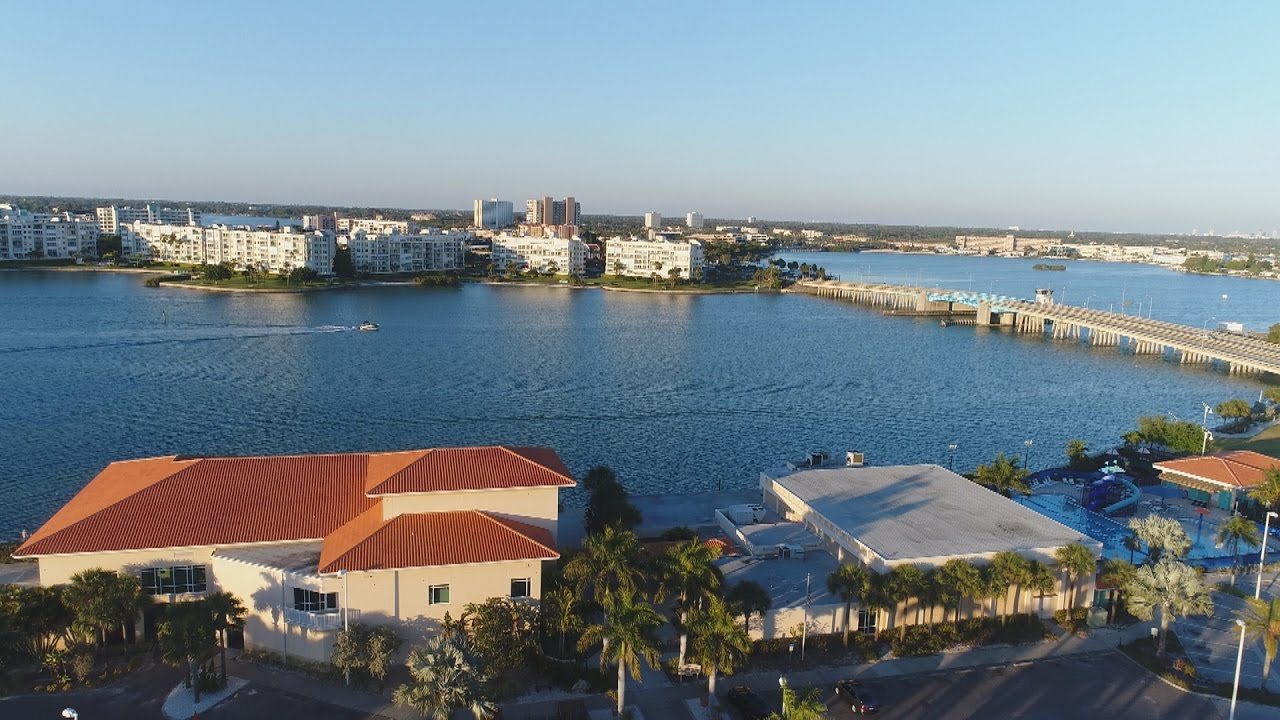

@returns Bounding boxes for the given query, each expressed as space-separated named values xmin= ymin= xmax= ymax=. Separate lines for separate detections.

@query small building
xmin=1153 ymin=451 xmax=1280 ymax=511
xmin=14 ymin=446 xmax=575 ymax=662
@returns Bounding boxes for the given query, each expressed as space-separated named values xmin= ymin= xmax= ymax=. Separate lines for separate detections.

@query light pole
xmin=1023 ymin=439 xmax=1034 ymax=470
xmin=948 ymin=443 xmax=957 ymax=472
xmin=1257 ymin=511 xmax=1278 ymax=599
xmin=62 ymin=710 xmax=78 ymax=720
xmin=1229 ymin=618 xmax=1247 ymax=720
xmin=779 ymin=676 xmax=789 ymax=718
xmin=1202 ymin=403 xmax=1213 ymax=428
xmin=1202 ymin=429 xmax=1213 ymax=455
xmin=339 ymin=569 xmax=350 ymax=686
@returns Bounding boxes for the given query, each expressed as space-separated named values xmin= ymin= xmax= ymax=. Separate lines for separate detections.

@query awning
xmin=1161 ymin=473 xmax=1229 ymax=495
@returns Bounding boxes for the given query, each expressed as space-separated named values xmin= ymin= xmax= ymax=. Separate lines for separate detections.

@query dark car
xmin=727 ymin=685 xmax=772 ymax=720
xmin=835 ymin=680 xmax=880 ymax=714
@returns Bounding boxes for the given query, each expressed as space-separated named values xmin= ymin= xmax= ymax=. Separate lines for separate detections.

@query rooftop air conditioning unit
xmin=846 ymin=451 xmax=865 ymax=467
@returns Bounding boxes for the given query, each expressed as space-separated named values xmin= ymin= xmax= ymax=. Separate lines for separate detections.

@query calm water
xmin=1 ymin=258 xmax=1277 ymax=538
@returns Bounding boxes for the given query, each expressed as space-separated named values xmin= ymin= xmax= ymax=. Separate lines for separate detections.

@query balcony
xmin=283 ymin=607 xmax=360 ymax=631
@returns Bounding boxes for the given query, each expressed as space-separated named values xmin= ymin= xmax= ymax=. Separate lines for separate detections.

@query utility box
xmin=727 ymin=504 xmax=766 ymax=525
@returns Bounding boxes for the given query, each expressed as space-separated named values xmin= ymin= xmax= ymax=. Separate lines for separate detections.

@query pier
xmin=791 ymin=279 xmax=1280 ymax=377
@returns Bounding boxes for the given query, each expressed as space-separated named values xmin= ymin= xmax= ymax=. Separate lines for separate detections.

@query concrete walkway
xmin=162 ymin=677 xmax=248 ymax=719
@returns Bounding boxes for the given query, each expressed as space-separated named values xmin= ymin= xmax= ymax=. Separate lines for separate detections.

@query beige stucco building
xmin=15 ymin=446 xmax=575 ymax=662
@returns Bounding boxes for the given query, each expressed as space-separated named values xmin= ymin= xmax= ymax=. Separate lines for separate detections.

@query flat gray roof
xmin=767 ymin=464 xmax=1098 ymax=562
xmin=717 ymin=550 xmax=841 ymax=609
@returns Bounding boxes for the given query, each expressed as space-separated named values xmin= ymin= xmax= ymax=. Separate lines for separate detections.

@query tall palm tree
xmin=542 ymin=584 xmax=582 ymax=656
xmin=989 ymin=552 xmax=1032 ymax=622
xmin=859 ymin=571 xmax=892 ymax=635
xmin=1123 ymin=532 xmax=1144 ymax=564
xmin=973 ymin=452 xmax=1031 ymax=496
xmin=776 ymin=678 xmax=828 ymax=720
xmin=725 ymin=580 xmax=772 ymax=632
xmin=656 ymin=539 xmax=722 ymax=667
xmin=936 ymin=559 xmax=984 ymax=623
xmin=203 ymin=592 xmax=246 ymax=683
xmin=1054 ymin=543 xmax=1098 ymax=611
xmin=563 ymin=525 xmax=643 ymax=666
xmin=826 ymin=564 xmax=867 ymax=647
xmin=1125 ymin=559 xmax=1214 ymax=656
xmin=1128 ymin=516 xmax=1192 ymax=564
xmin=1249 ymin=468 xmax=1280 ymax=510
xmin=1026 ymin=560 xmax=1057 ymax=616
xmin=577 ymin=588 xmax=665 ymax=715
xmin=1217 ymin=514 xmax=1262 ymax=587
xmin=63 ymin=568 xmax=148 ymax=649
xmin=1235 ymin=596 xmax=1280 ymax=690
xmin=686 ymin=595 xmax=751 ymax=703
xmin=886 ymin=564 xmax=926 ymax=638
xmin=919 ymin=570 xmax=943 ymax=624
xmin=394 ymin=632 xmax=496 ymax=720
xmin=1099 ymin=558 xmax=1137 ymax=624
xmin=158 ymin=600 xmax=218 ymax=703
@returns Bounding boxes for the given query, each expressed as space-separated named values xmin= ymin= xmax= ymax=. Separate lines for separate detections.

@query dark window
xmin=429 ymin=584 xmax=450 ymax=605
xmin=510 ymin=578 xmax=531 ymax=598
xmin=292 ymin=588 xmax=338 ymax=613
xmin=140 ymin=565 xmax=207 ymax=595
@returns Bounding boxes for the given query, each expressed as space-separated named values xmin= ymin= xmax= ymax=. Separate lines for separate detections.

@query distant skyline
xmin=1 ymin=1 xmax=1277 ymax=235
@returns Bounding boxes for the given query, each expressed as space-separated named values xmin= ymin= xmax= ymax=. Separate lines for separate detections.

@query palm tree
xmin=973 ymin=452 xmax=1031 ymax=496
xmin=919 ymin=570 xmax=943 ymax=624
xmin=1065 ymin=439 xmax=1089 ymax=468
xmin=158 ymin=600 xmax=217 ymax=703
xmin=936 ymin=559 xmax=984 ymax=623
xmin=1125 ymin=559 xmax=1214 ymax=655
xmin=1250 ymin=468 xmax=1280 ymax=510
xmin=1099 ymin=558 xmax=1137 ymax=624
xmin=776 ymin=678 xmax=827 ymax=720
xmin=1236 ymin=596 xmax=1280 ymax=690
xmin=1054 ymin=542 xmax=1098 ymax=611
xmin=686 ymin=595 xmax=751 ymax=703
xmin=1123 ymin=532 xmax=1144 ymax=564
xmin=577 ymin=589 xmax=665 ymax=715
xmin=563 ymin=525 xmax=644 ymax=668
xmin=1217 ymin=514 xmax=1262 ymax=587
xmin=989 ymin=552 xmax=1032 ymax=622
xmin=1026 ymin=560 xmax=1057 ymax=616
xmin=652 ymin=260 xmax=664 ymax=286
xmin=203 ymin=591 xmax=246 ymax=683
xmin=826 ymin=564 xmax=868 ymax=647
xmin=656 ymin=539 xmax=722 ymax=667
xmin=886 ymin=564 xmax=926 ymax=638
xmin=612 ymin=260 xmax=625 ymax=277
xmin=725 ymin=580 xmax=772 ymax=632
xmin=63 ymin=568 xmax=147 ymax=648
xmin=1128 ymin=516 xmax=1192 ymax=564
xmin=394 ymin=632 xmax=496 ymax=720
xmin=542 ymin=584 xmax=583 ymax=656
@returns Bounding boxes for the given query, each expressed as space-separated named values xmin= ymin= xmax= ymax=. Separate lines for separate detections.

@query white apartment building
xmin=336 ymin=217 xmax=410 ymax=235
xmin=606 ymin=235 xmax=704 ymax=280
xmin=644 ymin=212 xmax=663 ymax=229
xmin=347 ymin=229 xmax=470 ymax=274
xmin=124 ymin=222 xmax=335 ymax=274
xmin=1 ymin=205 xmax=99 ymax=260
xmin=686 ymin=211 xmax=704 ymax=229
xmin=96 ymin=204 xmax=200 ymax=235
xmin=473 ymin=199 xmax=515 ymax=229
xmin=491 ymin=234 xmax=586 ymax=275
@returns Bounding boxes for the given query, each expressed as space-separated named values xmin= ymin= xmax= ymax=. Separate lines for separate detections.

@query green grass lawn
xmin=1219 ymin=422 xmax=1280 ymax=458
xmin=177 ymin=275 xmax=331 ymax=290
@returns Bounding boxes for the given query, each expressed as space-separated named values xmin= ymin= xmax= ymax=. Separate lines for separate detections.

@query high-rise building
xmin=302 ymin=213 xmax=338 ymax=232
xmin=336 ymin=217 xmax=410 ymax=235
xmin=347 ymin=229 xmax=470 ymax=274
xmin=606 ymin=235 xmax=704 ymax=280
xmin=96 ymin=204 xmax=200 ymax=235
xmin=491 ymin=233 xmax=586 ymax=275
xmin=473 ymin=199 xmax=515 ymax=229
xmin=524 ymin=196 xmax=580 ymax=227
xmin=123 ymin=221 xmax=334 ymax=273
xmin=644 ymin=212 xmax=662 ymax=229
xmin=1 ymin=205 xmax=99 ymax=260
xmin=747 ymin=216 xmax=757 ymax=224
xmin=686 ymin=212 xmax=704 ymax=229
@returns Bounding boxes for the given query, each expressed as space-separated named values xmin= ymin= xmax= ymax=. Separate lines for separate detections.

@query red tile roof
xmin=366 ymin=446 xmax=574 ymax=495
xmin=318 ymin=509 xmax=558 ymax=573
xmin=1154 ymin=450 xmax=1280 ymax=490
xmin=15 ymin=446 xmax=572 ymax=560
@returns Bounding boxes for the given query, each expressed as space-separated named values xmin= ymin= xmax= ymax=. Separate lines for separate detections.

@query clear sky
xmin=2 ymin=1 xmax=1277 ymax=234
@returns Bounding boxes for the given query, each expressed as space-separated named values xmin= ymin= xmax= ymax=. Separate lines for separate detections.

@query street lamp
xmin=1257 ymin=511 xmax=1279 ymax=599
xmin=1230 ymin=619 xmax=1247 ymax=720
xmin=1023 ymin=439 xmax=1034 ymax=470
xmin=779 ymin=676 xmax=790 ymax=718
xmin=339 ymin=569 xmax=350 ymax=686
xmin=1202 ymin=429 xmax=1213 ymax=455
xmin=1202 ymin=403 xmax=1213 ymax=428
xmin=948 ymin=443 xmax=958 ymax=472
xmin=61 ymin=710 xmax=78 ymax=720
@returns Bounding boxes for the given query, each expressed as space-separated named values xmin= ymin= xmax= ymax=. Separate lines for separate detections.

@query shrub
xmin=69 ymin=651 xmax=95 ymax=684
xmin=144 ymin=273 xmax=189 ymax=287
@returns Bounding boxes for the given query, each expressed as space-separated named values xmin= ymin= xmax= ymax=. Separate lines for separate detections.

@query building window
xmin=857 ymin=607 xmax=878 ymax=636
xmin=510 ymin=578 xmax=531 ymax=598
xmin=293 ymin=588 xmax=338 ymax=613
xmin=140 ymin=565 xmax=207 ymax=595
xmin=429 ymin=584 xmax=450 ymax=605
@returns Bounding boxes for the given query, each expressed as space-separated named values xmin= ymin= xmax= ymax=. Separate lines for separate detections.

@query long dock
xmin=791 ymin=279 xmax=1280 ymax=377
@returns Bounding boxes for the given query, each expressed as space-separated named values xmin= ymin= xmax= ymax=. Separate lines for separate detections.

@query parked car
xmin=727 ymin=685 xmax=772 ymax=720
xmin=835 ymin=680 xmax=880 ymax=714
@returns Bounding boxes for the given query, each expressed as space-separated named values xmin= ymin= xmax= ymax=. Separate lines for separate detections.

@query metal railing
xmin=283 ymin=607 xmax=360 ymax=631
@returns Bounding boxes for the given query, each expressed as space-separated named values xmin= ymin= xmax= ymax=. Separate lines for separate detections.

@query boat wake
xmin=0 ymin=325 xmax=357 ymax=355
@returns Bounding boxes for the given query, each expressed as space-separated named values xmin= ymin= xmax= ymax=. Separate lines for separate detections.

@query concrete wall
xmin=380 ymin=487 xmax=561 ymax=542
xmin=37 ymin=546 xmax=218 ymax=587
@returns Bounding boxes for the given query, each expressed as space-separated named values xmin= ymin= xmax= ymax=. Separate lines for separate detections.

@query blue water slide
xmin=1103 ymin=474 xmax=1142 ymax=515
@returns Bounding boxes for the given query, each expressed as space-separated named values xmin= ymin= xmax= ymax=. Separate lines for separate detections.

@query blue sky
xmin=1 ymin=1 xmax=1276 ymax=233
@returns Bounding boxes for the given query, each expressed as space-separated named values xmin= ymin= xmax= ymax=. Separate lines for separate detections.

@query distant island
xmin=1033 ymin=263 xmax=1067 ymax=271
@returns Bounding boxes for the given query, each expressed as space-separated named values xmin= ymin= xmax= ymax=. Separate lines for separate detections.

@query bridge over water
xmin=791 ymin=279 xmax=1280 ymax=377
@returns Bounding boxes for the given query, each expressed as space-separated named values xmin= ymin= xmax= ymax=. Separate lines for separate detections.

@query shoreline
xmin=0 ymin=264 xmax=169 ymax=275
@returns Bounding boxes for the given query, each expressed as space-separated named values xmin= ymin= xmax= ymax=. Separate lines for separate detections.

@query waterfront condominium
xmin=491 ymin=232 xmax=587 ymax=275
xmin=0 ymin=204 xmax=99 ymax=260
xmin=345 ymin=228 xmax=471 ymax=274
xmin=606 ymin=234 xmax=704 ymax=280
xmin=524 ymin=196 xmax=580 ymax=227
xmin=95 ymin=204 xmax=200 ymax=235
xmin=473 ymin=198 xmax=515 ymax=229
xmin=122 ymin=221 xmax=336 ymax=274
xmin=686 ymin=211 xmax=704 ymax=229
xmin=14 ymin=446 xmax=575 ymax=662
xmin=336 ymin=217 xmax=410 ymax=235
